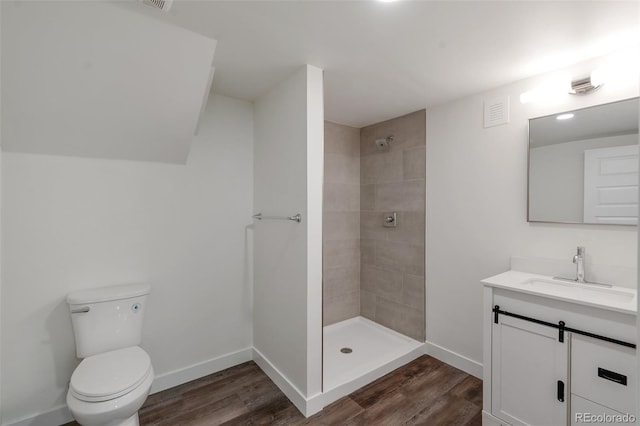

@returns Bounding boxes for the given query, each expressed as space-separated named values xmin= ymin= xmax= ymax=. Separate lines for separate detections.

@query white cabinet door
xmin=492 ymin=315 xmax=569 ymax=426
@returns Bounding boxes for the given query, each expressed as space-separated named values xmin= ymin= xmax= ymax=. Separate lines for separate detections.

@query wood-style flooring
xmin=64 ymin=355 xmax=482 ymax=425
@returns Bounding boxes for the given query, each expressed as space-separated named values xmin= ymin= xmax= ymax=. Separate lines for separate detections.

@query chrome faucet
xmin=554 ymin=246 xmax=611 ymax=287
xmin=573 ymin=246 xmax=585 ymax=283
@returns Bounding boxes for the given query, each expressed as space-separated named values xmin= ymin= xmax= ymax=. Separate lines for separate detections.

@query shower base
xmin=321 ymin=316 xmax=423 ymax=404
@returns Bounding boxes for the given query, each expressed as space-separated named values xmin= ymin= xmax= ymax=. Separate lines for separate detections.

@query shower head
xmin=375 ymin=136 xmax=394 ymax=151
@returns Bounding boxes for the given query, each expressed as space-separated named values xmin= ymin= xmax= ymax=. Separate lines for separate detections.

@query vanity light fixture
xmin=569 ymin=75 xmax=601 ymax=95
xmin=556 ymin=113 xmax=574 ymax=120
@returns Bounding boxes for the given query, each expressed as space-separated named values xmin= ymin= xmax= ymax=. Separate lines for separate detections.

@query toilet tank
xmin=67 ymin=283 xmax=151 ymax=358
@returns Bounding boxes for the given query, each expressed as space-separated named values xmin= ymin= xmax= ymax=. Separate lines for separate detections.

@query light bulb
xmin=556 ymin=113 xmax=574 ymax=120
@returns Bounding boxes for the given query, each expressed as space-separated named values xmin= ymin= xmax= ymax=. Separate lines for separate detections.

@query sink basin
xmin=522 ymin=278 xmax=636 ymax=305
xmin=481 ymin=270 xmax=637 ymax=314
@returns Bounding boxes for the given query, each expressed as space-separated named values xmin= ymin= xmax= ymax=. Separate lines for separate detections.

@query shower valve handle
xmin=383 ymin=212 xmax=397 ymax=228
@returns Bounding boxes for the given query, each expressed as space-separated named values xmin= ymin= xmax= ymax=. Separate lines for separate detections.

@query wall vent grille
xmin=141 ymin=0 xmax=173 ymax=12
xmin=483 ymin=96 xmax=510 ymax=128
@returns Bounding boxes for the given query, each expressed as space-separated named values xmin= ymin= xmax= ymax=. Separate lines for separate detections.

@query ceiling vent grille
xmin=140 ymin=0 xmax=173 ymax=12
xmin=483 ymin=96 xmax=510 ymax=128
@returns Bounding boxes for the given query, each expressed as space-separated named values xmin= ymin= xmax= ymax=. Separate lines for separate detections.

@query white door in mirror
xmin=584 ymin=144 xmax=638 ymax=225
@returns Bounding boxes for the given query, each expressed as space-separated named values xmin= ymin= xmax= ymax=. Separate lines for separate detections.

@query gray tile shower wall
xmin=359 ymin=110 xmax=426 ymax=341
xmin=323 ymin=121 xmax=361 ymax=325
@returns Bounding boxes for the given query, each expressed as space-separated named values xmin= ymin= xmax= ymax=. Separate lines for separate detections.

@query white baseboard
xmin=424 ymin=341 xmax=483 ymax=378
xmin=3 ymin=347 xmax=253 ymax=426
xmin=150 ymin=347 xmax=253 ymax=394
xmin=482 ymin=410 xmax=505 ymax=426
xmin=251 ymin=343 xmax=424 ymax=418
xmin=3 ymin=405 xmax=73 ymax=426
xmin=251 ymin=348 xmax=318 ymax=417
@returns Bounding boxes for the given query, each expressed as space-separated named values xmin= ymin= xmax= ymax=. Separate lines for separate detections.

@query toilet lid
xmin=70 ymin=346 xmax=151 ymax=402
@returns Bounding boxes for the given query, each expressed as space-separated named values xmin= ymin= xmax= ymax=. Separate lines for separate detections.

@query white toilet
xmin=66 ymin=283 xmax=154 ymax=426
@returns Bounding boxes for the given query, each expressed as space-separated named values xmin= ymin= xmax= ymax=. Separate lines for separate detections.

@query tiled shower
xmin=323 ymin=122 xmax=361 ymax=324
xmin=323 ymin=110 xmax=426 ymax=341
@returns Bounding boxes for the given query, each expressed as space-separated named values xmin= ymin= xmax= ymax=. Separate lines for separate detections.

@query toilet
xmin=66 ymin=283 xmax=154 ymax=426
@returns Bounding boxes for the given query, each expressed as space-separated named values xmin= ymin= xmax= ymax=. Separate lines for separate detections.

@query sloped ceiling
xmin=1 ymin=1 xmax=216 ymax=163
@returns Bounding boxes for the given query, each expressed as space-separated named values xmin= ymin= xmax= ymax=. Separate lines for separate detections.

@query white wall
xmin=0 ymin=2 xmax=3 ymax=420
xmin=426 ymin=55 xmax=639 ymax=371
xmin=253 ymin=65 xmax=323 ymax=404
xmin=0 ymin=93 xmax=254 ymax=424
xmin=529 ymin=134 xmax=637 ymax=222
xmin=1 ymin=1 xmax=216 ymax=164
xmin=305 ymin=66 xmax=324 ymax=401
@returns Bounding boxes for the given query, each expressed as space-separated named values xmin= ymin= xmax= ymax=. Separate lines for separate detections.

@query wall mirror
xmin=528 ymin=97 xmax=639 ymax=225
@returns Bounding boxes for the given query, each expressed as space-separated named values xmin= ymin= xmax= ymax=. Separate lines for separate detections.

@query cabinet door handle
xmin=557 ymin=380 xmax=564 ymax=402
xmin=598 ymin=368 xmax=627 ymax=386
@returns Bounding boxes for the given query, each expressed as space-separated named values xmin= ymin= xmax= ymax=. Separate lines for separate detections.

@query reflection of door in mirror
xmin=584 ymin=145 xmax=638 ymax=225
xmin=528 ymin=97 xmax=639 ymax=225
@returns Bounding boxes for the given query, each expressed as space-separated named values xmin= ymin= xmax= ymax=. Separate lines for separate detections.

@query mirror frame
xmin=526 ymin=97 xmax=639 ymax=226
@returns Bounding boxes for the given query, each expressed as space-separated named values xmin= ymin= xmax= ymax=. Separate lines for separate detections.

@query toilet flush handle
xmin=71 ymin=307 xmax=90 ymax=314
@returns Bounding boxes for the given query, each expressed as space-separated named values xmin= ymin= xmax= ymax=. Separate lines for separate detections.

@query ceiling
xmin=118 ymin=0 xmax=640 ymax=128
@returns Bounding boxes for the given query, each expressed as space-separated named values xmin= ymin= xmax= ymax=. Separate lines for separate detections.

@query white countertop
xmin=482 ymin=270 xmax=637 ymax=315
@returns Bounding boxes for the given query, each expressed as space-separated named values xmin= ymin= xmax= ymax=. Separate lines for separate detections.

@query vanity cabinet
xmin=481 ymin=272 xmax=637 ymax=426
xmin=570 ymin=335 xmax=636 ymax=425
xmin=491 ymin=315 xmax=568 ymax=426
xmin=571 ymin=395 xmax=628 ymax=426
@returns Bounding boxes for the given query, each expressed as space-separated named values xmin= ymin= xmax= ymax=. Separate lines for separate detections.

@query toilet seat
xmin=70 ymin=346 xmax=151 ymax=403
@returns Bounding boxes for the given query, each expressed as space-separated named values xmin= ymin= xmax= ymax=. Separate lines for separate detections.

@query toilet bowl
xmin=66 ymin=283 xmax=153 ymax=425
xmin=67 ymin=346 xmax=154 ymax=426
